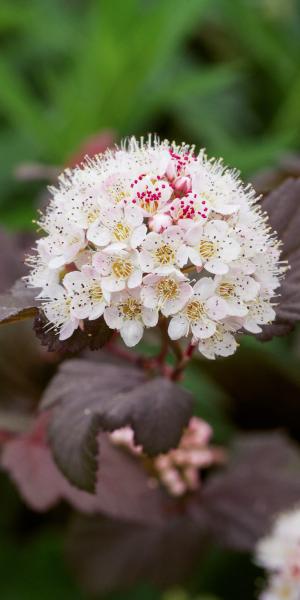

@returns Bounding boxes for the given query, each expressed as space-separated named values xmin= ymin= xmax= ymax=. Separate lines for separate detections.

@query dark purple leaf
xmin=196 ymin=432 xmax=300 ymax=551
xmin=0 ymin=228 xmax=33 ymax=293
xmin=33 ymin=311 xmax=113 ymax=354
xmin=0 ymin=279 xmax=39 ymax=325
xmin=259 ymin=178 xmax=300 ymax=339
xmin=66 ymin=513 xmax=206 ymax=596
xmin=41 ymin=359 xmax=194 ymax=491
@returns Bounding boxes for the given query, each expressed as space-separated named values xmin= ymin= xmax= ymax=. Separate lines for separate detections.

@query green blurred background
xmin=1 ymin=1 xmax=300 ymax=598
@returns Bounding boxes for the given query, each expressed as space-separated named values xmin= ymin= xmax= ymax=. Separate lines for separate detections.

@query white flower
xmin=63 ymin=266 xmax=110 ymax=320
xmin=211 ymin=272 xmax=260 ymax=317
xmin=186 ymin=220 xmax=240 ymax=275
xmin=88 ymin=203 xmax=146 ymax=249
xmin=140 ymin=226 xmax=188 ymax=275
xmin=141 ymin=273 xmax=192 ymax=316
xmin=104 ymin=288 xmax=158 ymax=347
xmin=26 ymin=240 xmax=60 ymax=297
xmin=38 ymin=220 xmax=86 ymax=269
xmin=255 ymin=508 xmax=300 ymax=600
xmin=168 ymin=278 xmax=227 ymax=340
xmin=197 ymin=325 xmax=238 ymax=359
xmin=242 ymin=297 xmax=276 ymax=333
xmin=93 ymin=247 xmax=142 ymax=292
xmin=130 ymin=173 xmax=173 ymax=216
xmin=41 ymin=284 xmax=79 ymax=341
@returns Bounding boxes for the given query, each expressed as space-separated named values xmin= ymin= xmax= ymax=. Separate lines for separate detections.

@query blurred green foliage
xmin=1 ymin=0 xmax=300 ymax=226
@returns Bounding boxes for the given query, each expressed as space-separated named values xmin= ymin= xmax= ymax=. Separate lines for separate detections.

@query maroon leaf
xmin=0 ymin=228 xmax=33 ymax=293
xmin=0 ymin=279 xmax=39 ymax=326
xmin=259 ymin=178 xmax=300 ymax=339
xmin=33 ymin=311 xmax=113 ymax=354
xmin=41 ymin=359 xmax=194 ymax=491
xmin=66 ymin=513 xmax=206 ymax=596
xmin=195 ymin=432 xmax=300 ymax=551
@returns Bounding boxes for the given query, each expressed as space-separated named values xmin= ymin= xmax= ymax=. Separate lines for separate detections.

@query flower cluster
xmin=256 ymin=508 xmax=300 ymax=600
xmin=26 ymin=136 xmax=284 ymax=358
xmin=110 ymin=417 xmax=224 ymax=497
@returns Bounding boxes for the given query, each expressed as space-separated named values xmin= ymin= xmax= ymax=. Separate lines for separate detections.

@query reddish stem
xmin=170 ymin=341 xmax=196 ymax=381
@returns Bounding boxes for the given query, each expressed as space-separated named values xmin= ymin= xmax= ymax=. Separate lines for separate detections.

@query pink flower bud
xmin=173 ymin=176 xmax=192 ymax=194
xmin=149 ymin=213 xmax=172 ymax=233
xmin=165 ymin=160 xmax=177 ymax=181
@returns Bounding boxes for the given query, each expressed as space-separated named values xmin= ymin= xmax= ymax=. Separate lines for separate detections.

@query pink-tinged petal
xmin=191 ymin=319 xmax=216 ymax=340
xmin=92 ymin=252 xmax=111 ymax=275
xmin=205 ymin=258 xmax=229 ymax=275
xmin=88 ymin=223 xmax=111 ymax=247
xmin=124 ymin=205 xmax=143 ymax=227
xmin=168 ymin=315 xmax=189 ymax=340
xmin=163 ymin=225 xmax=184 ymax=243
xmin=130 ymin=224 xmax=147 ymax=248
xmin=120 ymin=320 xmax=144 ymax=347
xmin=185 ymin=222 xmax=203 ymax=245
xmin=104 ymin=306 xmax=123 ymax=329
xmin=141 ymin=286 xmax=157 ymax=308
xmin=128 ymin=269 xmax=142 ymax=289
xmin=206 ymin=296 xmax=228 ymax=320
xmin=142 ymin=307 xmax=158 ymax=327
xmin=71 ymin=300 xmax=91 ymax=320
xmin=193 ymin=277 xmax=216 ymax=299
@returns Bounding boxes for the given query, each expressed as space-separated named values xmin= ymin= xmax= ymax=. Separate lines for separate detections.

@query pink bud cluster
xmin=110 ymin=416 xmax=224 ymax=497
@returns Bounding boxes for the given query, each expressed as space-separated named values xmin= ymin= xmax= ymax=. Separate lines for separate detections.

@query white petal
xmin=102 ymin=276 xmax=125 ymax=292
xmin=193 ymin=277 xmax=216 ymax=299
xmin=120 ymin=320 xmax=144 ymax=347
xmin=168 ymin=315 xmax=189 ymax=340
xmin=139 ymin=250 xmax=154 ymax=272
xmin=185 ymin=222 xmax=203 ymax=245
xmin=191 ymin=319 xmax=216 ymax=340
xmin=188 ymin=248 xmax=202 ymax=267
xmin=205 ymin=219 xmax=229 ymax=240
xmin=104 ymin=306 xmax=123 ymax=329
xmin=59 ymin=318 xmax=78 ymax=341
xmin=128 ymin=269 xmax=142 ymax=289
xmin=220 ymin=238 xmax=240 ymax=262
xmin=130 ymin=224 xmax=147 ymax=248
xmin=88 ymin=224 xmax=111 ymax=247
xmin=142 ymin=307 xmax=158 ymax=327
xmin=176 ymin=244 xmax=189 ymax=267
xmin=205 ymin=258 xmax=229 ymax=275
xmin=206 ymin=296 xmax=228 ymax=320
xmin=141 ymin=286 xmax=158 ymax=309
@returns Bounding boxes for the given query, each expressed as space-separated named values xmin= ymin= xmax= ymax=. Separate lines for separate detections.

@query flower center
xmin=186 ymin=300 xmax=205 ymax=321
xmin=87 ymin=208 xmax=100 ymax=224
xmin=218 ymin=282 xmax=234 ymax=298
xmin=121 ymin=298 xmax=141 ymax=319
xmin=154 ymin=244 xmax=175 ymax=265
xmin=156 ymin=278 xmax=179 ymax=301
xmin=89 ymin=283 xmax=103 ymax=302
xmin=113 ymin=223 xmax=131 ymax=241
xmin=199 ymin=240 xmax=215 ymax=260
xmin=112 ymin=258 xmax=133 ymax=279
xmin=140 ymin=199 xmax=159 ymax=214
